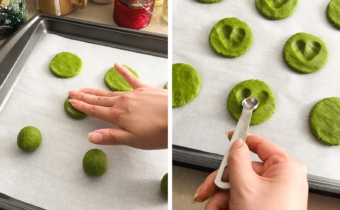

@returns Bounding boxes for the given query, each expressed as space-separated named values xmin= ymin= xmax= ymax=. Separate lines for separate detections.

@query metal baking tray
xmin=0 ymin=14 xmax=167 ymax=210
xmin=173 ymin=145 xmax=340 ymax=197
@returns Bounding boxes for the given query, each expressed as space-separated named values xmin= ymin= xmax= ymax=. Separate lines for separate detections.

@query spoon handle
xmin=214 ymin=108 xmax=253 ymax=189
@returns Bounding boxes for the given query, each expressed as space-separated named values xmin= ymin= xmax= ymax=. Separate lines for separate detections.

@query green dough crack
xmin=50 ymin=52 xmax=83 ymax=78
xmin=283 ymin=32 xmax=328 ymax=74
xmin=209 ymin=17 xmax=253 ymax=58
xmin=327 ymin=0 xmax=340 ymax=29
xmin=310 ymin=97 xmax=340 ymax=146
xmin=256 ymin=0 xmax=298 ymax=20
xmin=104 ymin=65 xmax=139 ymax=91
xmin=227 ymin=79 xmax=276 ymax=125
xmin=172 ymin=63 xmax=201 ymax=107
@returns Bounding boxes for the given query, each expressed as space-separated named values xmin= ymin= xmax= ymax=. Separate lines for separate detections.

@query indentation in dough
xmin=255 ymin=90 xmax=270 ymax=106
xmin=217 ymin=25 xmax=246 ymax=46
xmin=236 ymin=88 xmax=251 ymax=101
xmin=266 ymin=0 xmax=289 ymax=9
xmin=292 ymin=40 xmax=321 ymax=61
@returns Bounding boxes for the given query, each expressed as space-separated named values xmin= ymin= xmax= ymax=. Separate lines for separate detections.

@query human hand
xmin=68 ymin=63 xmax=168 ymax=150
xmin=194 ymin=132 xmax=308 ymax=210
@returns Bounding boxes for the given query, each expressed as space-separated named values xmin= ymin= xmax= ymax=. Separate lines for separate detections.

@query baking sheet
xmin=173 ymin=0 xmax=340 ymax=183
xmin=0 ymin=21 xmax=168 ymax=209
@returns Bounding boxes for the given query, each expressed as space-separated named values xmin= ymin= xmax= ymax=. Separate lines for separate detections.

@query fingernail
xmin=231 ymin=139 xmax=243 ymax=149
xmin=88 ymin=132 xmax=103 ymax=144
xmin=69 ymin=99 xmax=78 ymax=105
xmin=68 ymin=90 xmax=78 ymax=98
xmin=192 ymin=184 xmax=202 ymax=203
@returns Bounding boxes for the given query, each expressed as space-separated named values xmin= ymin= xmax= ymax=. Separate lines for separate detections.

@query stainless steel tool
xmin=214 ymin=97 xmax=259 ymax=189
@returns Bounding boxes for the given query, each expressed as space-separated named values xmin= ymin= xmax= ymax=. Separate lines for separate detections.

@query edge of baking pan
xmin=0 ymin=13 xmax=168 ymax=112
xmin=173 ymin=144 xmax=340 ymax=197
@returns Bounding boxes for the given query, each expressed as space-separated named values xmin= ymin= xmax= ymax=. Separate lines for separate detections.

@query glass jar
xmin=113 ymin=0 xmax=155 ymax=30
xmin=0 ymin=0 xmax=28 ymax=39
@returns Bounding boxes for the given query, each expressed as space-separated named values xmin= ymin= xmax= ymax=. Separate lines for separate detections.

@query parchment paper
xmin=0 ymin=34 xmax=168 ymax=209
xmin=173 ymin=0 xmax=340 ymax=181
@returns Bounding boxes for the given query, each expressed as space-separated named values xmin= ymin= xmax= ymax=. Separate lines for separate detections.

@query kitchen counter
xmin=0 ymin=0 xmax=168 ymax=46
xmin=173 ymin=166 xmax=340 ymax=210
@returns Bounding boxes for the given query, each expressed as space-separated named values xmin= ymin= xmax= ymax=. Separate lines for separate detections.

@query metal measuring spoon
xmin=214 ymin=97 xmax=259 ymax=189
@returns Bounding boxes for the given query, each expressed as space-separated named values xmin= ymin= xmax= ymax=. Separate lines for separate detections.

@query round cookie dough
xmin=283 ymin=32 xmax=328 ymax=74
xmin=310 ymin=97 xmax=340 ymax=145
xmin=327 ymin=0 xmax=340 ymax=29
xmin=104 ymin=65 xmax=139 ymax=91
xmin=209 ymin=17 xmax=253 ymax=58
xmin=256 ymin=0 xmax=298 ymax=20
xmin=227 ymin=79 xmax=276 ymax=125
xmin=50 ymin=52 xmax=83 ymax=78
xmin=172 ymin=63 xmax=201 ymax=107
xmin=164 ymin=82 xmax=168 ymax=89
xmin=64 ymin=96 xmax=88 ymax=119
xmin=83 ymin=149 xmax=109 ymax=176
xmin=17 ymin=126 xmax=42 ymax=152
xmin=197 ymin=0 xmax=222 ymax=3
xmin=160 ymin=173 xmax=168 ymax=200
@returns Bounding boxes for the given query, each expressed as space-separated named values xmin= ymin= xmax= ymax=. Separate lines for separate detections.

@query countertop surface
xmin=173 ymin=166 xmax=340 ymax=210
xmin=0 ymin=0 xmax=168 ymax=46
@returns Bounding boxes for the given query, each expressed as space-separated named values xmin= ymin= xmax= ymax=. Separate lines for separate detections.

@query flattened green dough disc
xmin=197 ymin=0 xmax=222 ymax=3
xmin=283 ymin=33 xmax=328 ymax=74
xmin=327 ymin=0 xmax=340 ymax=29
xmin=256 ymin=0 xmax=298 ymax=20
xmin=310 ymin=97 xmax=340 ymax=145
xmin=50 ymin=52 xmax=83 ymax=78
xmin=172 ymin=63 xmax=201 ymax=107
xmin=209 ymin=17 xmax=253 ymax=58
xmin=64 ymin=96 xmax=88 ymax=119
xmin=227 ymin=79 xmax=276 ymax=125
xmin=104 ymin=65 xmax=139 ymax=91
xmin=83 ymin=149 xmax=108 ymax=176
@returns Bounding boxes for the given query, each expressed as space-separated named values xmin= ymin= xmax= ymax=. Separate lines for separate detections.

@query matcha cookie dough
xmin=104 ymin=65 xmax=139 ymax=91
xmin=209 ymin=17 xmax=253 ymax=58
xmin=256 ymin=0 xmax=298 ymax=20
xmin=50 ymin=52 xmax=83 ymax=78
xmin=64 ymin=96 xmax=88 ymax=119
xmin=17 ymin=126 xmax=42 ymax=152
xmin=160 ymin=173 xmax=168 ymax=200
xmin=164 ymin=82 xmax=168 ymax=89
xmin=172 ymin=63 xmax=201 ymax=107
xmin=283 ymin=32 xmax=328 ymax=74
xmin=227 ymin=79 xmax=276 ymax=125
xmin=310 ymin=97 xmax=340 ymax=146
xmin=83 ymin=149 xmax=109 ymax=176
xmin=197 ymin=0 xmax=222 ymax=3
xmin=327 ymin=0 xmax=340 ymax=29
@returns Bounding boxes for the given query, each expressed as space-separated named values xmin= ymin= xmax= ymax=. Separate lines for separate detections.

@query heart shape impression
xmin=293 ymin=40 xmax=321 ymax=61
xmin=218 ymin=25 xmax=245 ymax=46
xmin=266 ymin=0 xmax=289 ymax=9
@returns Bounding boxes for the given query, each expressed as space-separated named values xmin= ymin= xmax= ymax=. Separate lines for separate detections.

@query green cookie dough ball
xmin=160 ymin=173 xmax=168 ymax=200
xmin=209 ymin=17 xmax=253 ymax=58
xmin=104 ymin=65 xmax=139 ymax=91
xmin=172 ymin=63 xmax=201 ymax=107
xmin=197 ymin=0 xmax=222 ymax=3
xmin=164 ymin=82 xmax=168 ymax=89
xmin=83 ymin=149 xmax=109 ymax=176
xmin=255 ymin=0 xmax=298 ymax=20
xmin=283 ymin=32 xmax=328 ymax=74
xmin=50 ymin=52 xmax=83 ymax=78
xmin=17 ymin=126 xmax=42 ymax=152
xmin=327 ymin=0 xmax=340 ymax=29
xmin=310 ymin=97 xmax=340 ymax=145
xmin=227 ymin=79 xmax=276 ymax=125
xmin=64 ymin=96 xmax=88 ymax=119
